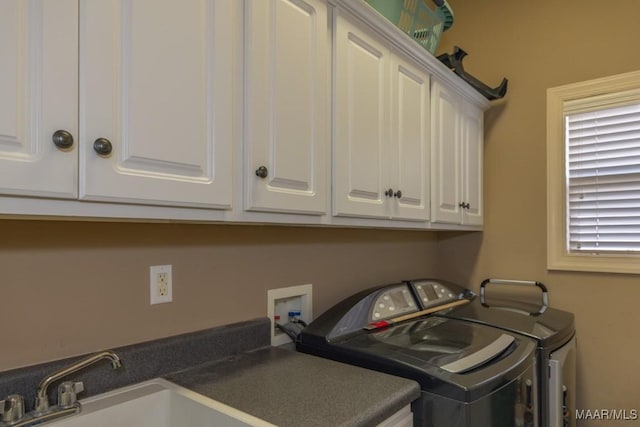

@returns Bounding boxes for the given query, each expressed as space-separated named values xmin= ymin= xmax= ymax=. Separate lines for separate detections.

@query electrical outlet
xmin=150 ymin=265 xmax=172 ymax=305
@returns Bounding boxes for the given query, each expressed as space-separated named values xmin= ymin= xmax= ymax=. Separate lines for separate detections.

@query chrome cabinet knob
xmin=52 ymin=130 xmax=74 ymax=149
xmin=93 ymin=138 xmax=113 ymax=156
xmin=255 ymin=166 xmax=268 ymax=179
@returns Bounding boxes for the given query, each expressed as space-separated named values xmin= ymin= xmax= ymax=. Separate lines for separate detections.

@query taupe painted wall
xmin=437 ymin=1 xmax=640 ymax=424
xmin=3 ymin=2 xmax=640 ymax=424
xmin=1 ymin=220 xmax=438 ymax=370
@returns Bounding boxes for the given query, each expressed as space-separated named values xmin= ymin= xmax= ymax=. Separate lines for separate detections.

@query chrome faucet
xmin=0 ymin=350 xmax=121 ymax=427
xmin=34 ymin=350 xmax=121 ymax=413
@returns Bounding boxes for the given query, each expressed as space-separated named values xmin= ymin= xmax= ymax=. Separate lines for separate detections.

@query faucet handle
xmin=1 ymin=394 xmax=25 ymax=423
xmin=57 ymin=381 xmax=84 ymax=409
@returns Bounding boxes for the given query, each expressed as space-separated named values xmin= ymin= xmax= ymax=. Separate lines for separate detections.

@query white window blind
xmin=566 ymin=102 xmax=640 ymax=253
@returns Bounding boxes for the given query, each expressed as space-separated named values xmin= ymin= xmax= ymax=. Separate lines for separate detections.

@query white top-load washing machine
xmin=297 ymin=281 xmax=539 ymax=427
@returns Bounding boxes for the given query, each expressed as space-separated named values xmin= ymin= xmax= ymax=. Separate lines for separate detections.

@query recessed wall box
xmin=267 ymin=284 xmax=313 ymax=346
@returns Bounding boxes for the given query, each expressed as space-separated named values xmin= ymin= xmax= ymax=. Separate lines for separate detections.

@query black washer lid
xmin=330 ymin=317 xmax=532 ymax=402
xmin=439 ymin=297 xmax=575 ymax=351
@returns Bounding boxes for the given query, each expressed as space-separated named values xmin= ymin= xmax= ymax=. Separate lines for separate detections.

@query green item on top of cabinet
xmin=364 ymin=0 xmax=454 ymax=54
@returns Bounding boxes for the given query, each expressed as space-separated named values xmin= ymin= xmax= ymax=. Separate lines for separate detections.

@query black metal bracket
xmin=437 ymin=46 xmax=508 ymax=101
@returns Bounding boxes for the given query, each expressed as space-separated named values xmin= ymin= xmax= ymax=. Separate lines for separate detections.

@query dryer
xmin=297 ymin=282 xmax=538 ymax=427
xmin=408 ymin=278 xmax=576 ymax=427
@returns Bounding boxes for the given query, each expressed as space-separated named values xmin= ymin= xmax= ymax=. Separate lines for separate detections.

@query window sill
xmin=547 ymin=250 xmax=640 ymax=275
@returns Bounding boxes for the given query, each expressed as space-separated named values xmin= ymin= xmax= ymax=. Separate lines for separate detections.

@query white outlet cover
xmin=150 ymin=265 xmax=172 ymax=305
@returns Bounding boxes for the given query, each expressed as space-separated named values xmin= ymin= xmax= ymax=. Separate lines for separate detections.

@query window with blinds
xmin=566 ymin=102 xmax=640 ymax=253
xmin=548 ymin=70 xmax=640 ymax=273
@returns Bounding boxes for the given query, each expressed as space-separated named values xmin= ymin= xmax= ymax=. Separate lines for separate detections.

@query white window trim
xmin=547 ymin=70 xmax=640 ymax=274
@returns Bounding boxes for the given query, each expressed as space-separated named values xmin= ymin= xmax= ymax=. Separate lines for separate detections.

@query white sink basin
xmin=46 ymin=378 xmax=276 ymax=427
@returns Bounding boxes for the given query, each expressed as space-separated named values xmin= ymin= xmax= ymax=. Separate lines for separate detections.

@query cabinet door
xmin=333 ymin=12 xmax=390 ymax=219
xmin=79 ymin=0 xmax=233 ymax=208
xmin=0 ymin=0 xmax=77 ymax=198
xmin=430 ymin=81 xmax=462 ymax=224
xmin=390 ymin=57 xmax=429 ymax=221
xmin=244 ymin=0 xmax=329 ymax=215
xmin=461 ymin=103 xmax=483 ymax=226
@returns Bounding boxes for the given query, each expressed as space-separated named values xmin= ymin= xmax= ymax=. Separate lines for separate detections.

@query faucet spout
xmin=34 ymin=350 xmax=121 ymax=414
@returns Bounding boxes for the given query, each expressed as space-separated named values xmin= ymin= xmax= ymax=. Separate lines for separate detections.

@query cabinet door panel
xmin=431 ymin=81 xmax=462 ymax=223
xmin=245 ymin=0 xmax=328 ymax=214
xmin=461 ymin=104 xmax=483 ymax=225
xmin=333 ymin=14 xmax=388 ymax=219
xmin=80 ymin=0 xmax=232 ymax=208
xmin=0 ymin=0 xmax=77 ymax=198
xmin=392 ymin=59 xmax=429 ymax=221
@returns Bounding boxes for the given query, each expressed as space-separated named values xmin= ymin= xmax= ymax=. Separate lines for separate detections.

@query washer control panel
xmin=370 ymin=285 xmax=417 ymax=321
xmin=412 ymin=280 xmax=458 ymax=310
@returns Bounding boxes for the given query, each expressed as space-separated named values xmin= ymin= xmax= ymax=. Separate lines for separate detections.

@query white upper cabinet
xmin=1 ymin=0 xmax=486 ymax=229
xmin=333 ymin=12 xmax=388 ymax=219
xmin=333 ymin=10 xmax=429 ymax=221
xmin=79 ymin=0 xmax=233 ymax=208
xmin=391 ymin=57 xmax=430 ymax=221
xmin=431 ymin=80 xmax=483 ymax=225
xmin=244 ymin=0 xmax=329 ymax=215
xmin=460 ymin=102 xmax=483 ymax=225
xmin=431 ymin=81 xmax=460 ymax=224
xmin=0 ymin=0 xmax=78 ymax=199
